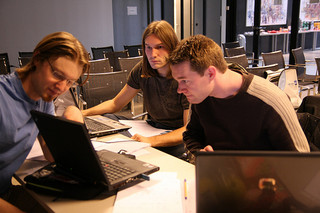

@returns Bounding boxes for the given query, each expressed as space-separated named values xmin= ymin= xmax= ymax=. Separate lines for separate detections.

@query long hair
xmin=16 ymin=31 xmax=90 ymax=83
xmin=141 ymin=20 xmax=178 ymax=77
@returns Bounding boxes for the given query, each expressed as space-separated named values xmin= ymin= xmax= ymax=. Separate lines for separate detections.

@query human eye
xmin=66 ymin=79 xmax=77 ymax=87
xmin=52 ymin=71 xmax=65 ymax=81
xmin=145 ymin=45 xmax=152 ymax=50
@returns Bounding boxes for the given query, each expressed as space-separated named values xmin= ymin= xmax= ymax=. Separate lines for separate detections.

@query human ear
xmin=207 ymin=66 xmax=216 ymax=80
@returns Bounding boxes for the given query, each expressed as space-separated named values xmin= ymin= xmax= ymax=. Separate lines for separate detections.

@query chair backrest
xmin=104 ymin=50 xmax=129 ymax=71
xmin=89 ymin=58 xmax=113 ymax=73
xmin=0 ymin=58 xmax=8 ymax=75
xmin=18 ymin=56 xmax=32 ymax=67
xmin=225 ymin=54 xmax=249 ymax=69
xmin=246 ymin=63 xmax=279 ymax=78
xmin=316 ymin=57 xmax=320 ymax=76
xmin=118 ymin=56 xmax=142 ymax=73
xmin=222 ymin=41 xmax=240 ymax=57
xmin=224 ymin=46 xmax=246 ymax=57
xmin=292 ymin=47 xmax=306 ymax=79
xmin=91 ymin=46 xmax=114 ymax=60
xmin=80 ymin=71 xmax=127 ymax=108
xmin=278 ymin=69 xmax=302 ymax=108
xmin=124 ymin=44 xmax=142 ymax=57
xmin=0 ymin=53 xmax=11 ymax=74
xmin=18 ymin=51 xmax=33 ymax=57
xmin=261 ymin=50 xmax=285 ymax=69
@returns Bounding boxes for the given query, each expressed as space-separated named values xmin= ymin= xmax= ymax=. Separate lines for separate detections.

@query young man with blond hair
xmin=0 ymin=31 xmax=90 ymax=212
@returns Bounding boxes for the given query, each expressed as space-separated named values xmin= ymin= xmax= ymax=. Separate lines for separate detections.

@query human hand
xmin=131 ymin=134 xmax=152 ymax=145
xmin=200 ymin=145 xmax=214 ymax=152
xmin=63 ymin=106 xmax=84 ymax=123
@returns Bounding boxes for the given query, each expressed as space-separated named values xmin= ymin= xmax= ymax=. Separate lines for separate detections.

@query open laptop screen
xmin=196 ymin=151 xmax=320 ymax=213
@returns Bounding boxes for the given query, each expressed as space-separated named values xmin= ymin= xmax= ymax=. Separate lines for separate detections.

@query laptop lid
xmin=196 ymin=151 xmax=320 ymax=213
xmin=54 ymin=88 xmax=131 ymax=137
xmin=30 ymin=110 xmax=159 ymax=190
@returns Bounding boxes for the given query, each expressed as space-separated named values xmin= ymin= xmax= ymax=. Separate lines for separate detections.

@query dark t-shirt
xmin=127 ymin=61 xmax=189 ymax=129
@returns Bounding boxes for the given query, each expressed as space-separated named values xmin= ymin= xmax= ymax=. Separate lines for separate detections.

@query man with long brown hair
xmin=0 ymin=31 xmax=90 ymax=212
xmin=82 ymin=20 xmax=189 ymax=157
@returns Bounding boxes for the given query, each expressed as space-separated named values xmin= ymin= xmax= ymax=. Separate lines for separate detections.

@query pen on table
xmin=184 ymin=178 xmax=188 ymax=200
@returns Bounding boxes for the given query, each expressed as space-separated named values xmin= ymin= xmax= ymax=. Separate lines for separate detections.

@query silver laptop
xmin=54 ymin=88 xmax=131 ymax=137
xmin=196 ymin=151 xmax=320 ymax=213
xmin=29 ymin=110 xmax=159 ymax=192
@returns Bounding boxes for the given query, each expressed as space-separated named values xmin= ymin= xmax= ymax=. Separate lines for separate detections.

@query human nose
xmin=151 ymin=48 xmax=158 ymax=57
xmin=177 ymin=82 xmax=185 ymax=94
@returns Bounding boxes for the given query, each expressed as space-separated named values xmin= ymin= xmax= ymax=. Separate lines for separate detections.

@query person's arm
xmin=183 ymin=107 xmax=206 ymax=154
xmin=0 ymin=198 xmax=25 ymax=213
xmin=131 ymin=109 xmax=189 ymax=147
xmin=38 ymin=135 xmax=54 ymax=162
xmin=63 ymin=105 xmax=84 ymax=123
xmin=82 ymin=84 xmax=139 ymax=116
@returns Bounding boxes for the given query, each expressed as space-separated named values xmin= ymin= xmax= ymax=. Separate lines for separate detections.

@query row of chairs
xmin=0 ymin=52 xmax=34 ymax=74
xmin=1 ymin=50 xmax=142 ymax=75
xmin=89 ymin=55 xmax=142 ymax=73
xmin=224 ymin=43 xmax=319 ymax=89
xmin=91 ymin=44 xmax=142 ymax=60
xmin=80 ymin=55 xmax=143 ymax=111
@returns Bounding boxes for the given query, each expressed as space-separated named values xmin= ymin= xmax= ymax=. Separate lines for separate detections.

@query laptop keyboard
xmin=100 ymin=160 xmax=136 ymax=182
xmin=84 ymin=117 xmax=113 ymax=131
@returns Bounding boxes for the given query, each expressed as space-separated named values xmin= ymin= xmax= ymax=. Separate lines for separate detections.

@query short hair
xmin=16 ymin=31 xmax=90 ymax=82
xmin=169 ymin=34 xmax=227 ymax=76
xmin=141 ymin=20 xmax=178 ymax=78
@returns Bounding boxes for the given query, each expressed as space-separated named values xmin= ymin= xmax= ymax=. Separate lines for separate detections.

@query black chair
xmin=0 ymin=53 xmax=12 ymax=74
xmin=104 ymin=50 xmax=129 ymax=71
xmin=222 ymin=41 xmax=240 ymax=57
xmin=18 ymin=51 xmax=33 ymax=57
xmin=18 ymin=56 xmax=32 ymax=67
xmin=118 ymin=56 xmax=142 ymax=72
xmin=225 ymin=46 xmax=259 ymax=66
xmin=262 ymin=50 xmax=287 ymax=69
xmin=225 ymin=54 xmax=249 ymax=69
xmin=89 ymin=58 xmax=113 ymax=73
xmin=124 ymin=44 xmax=142 ymax=57
xmin=91 ymin=46 xmax=114 ymax=60
xmin=316 ymin=57 xmax=320 ymax=93
xmin=246 ymin=63 xmax=279 ymax=78
xmin=298 ymin=95 xmax=320 ymax=118
xmin=80 ymin=71 xmax=127 ymax=108
xmin=292 ymin=47 xmax=318 ymax=83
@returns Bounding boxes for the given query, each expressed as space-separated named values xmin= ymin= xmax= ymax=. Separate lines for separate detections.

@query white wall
xmin=0 ymin=0 xmax=114 ymax=68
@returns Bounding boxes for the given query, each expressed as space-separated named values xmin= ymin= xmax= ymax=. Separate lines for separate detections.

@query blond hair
xmin=16 ymin=31 xmax=90 ymax=81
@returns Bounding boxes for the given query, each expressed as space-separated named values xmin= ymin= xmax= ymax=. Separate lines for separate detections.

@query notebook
xmin=196 ymin=151 xmax=320 ymax=213
xmin=30 ymin=110 xmax=159 ymax=192
xmin=54 ymin=88 xmax=131 ymax=137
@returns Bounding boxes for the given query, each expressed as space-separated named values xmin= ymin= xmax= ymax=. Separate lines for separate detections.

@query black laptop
xmin=28 ymin=110 xmax=159 ymax=196
xmin=54 ymin=88 xmax=131 ymax=138
xmin=196 ymin=151 xmax=320 ymax=213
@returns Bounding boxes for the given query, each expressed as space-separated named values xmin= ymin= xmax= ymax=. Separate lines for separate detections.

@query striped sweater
xmin=184 ymin=66 xmax=310 ymax=154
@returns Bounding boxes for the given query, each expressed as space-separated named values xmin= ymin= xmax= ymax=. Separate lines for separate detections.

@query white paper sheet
xmin=119 ymin=120 xmax=171 ymax=137
xmin=91 ymin=138 xmax=150 ymax=155
xmin=113 ymin=172 xmax=184 ymax=213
